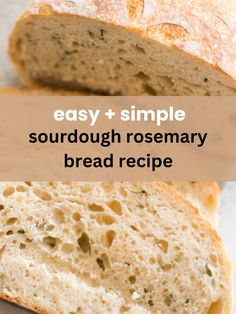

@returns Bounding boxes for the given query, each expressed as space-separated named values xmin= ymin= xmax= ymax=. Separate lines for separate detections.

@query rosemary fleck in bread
xmin=0 ymin=182 xmax=231 ymax=314
xmin=9 ymin=0 xmax=236 ymax=95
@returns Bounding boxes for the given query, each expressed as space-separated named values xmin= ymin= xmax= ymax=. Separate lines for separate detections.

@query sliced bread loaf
xmin=0 ymin=182 xmax=231 ymax=314
xmin=9 ymin=0 xmax=236 ymax=95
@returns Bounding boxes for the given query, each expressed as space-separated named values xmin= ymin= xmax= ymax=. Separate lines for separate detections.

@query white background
xmin=0 ymin=1 xmax=235 ymax=313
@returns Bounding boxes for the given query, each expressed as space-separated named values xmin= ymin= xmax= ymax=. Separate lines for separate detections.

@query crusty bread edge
xmin=0 ymin=292 xmax=52 ymax=314
xmin=153 ymin=182 xmax=232 ymax=314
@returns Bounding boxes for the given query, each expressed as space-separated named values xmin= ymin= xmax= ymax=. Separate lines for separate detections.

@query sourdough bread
xmin=9 ymin=0 xmax=236 ymax=95
xmin=0 ymin=182 xmax=231 ymax=314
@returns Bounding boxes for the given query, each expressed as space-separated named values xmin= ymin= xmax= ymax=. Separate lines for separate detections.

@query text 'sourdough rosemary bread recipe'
xmin=0 ymin=182 xmax=231 ymax=314
xmin=9 ymin=0 xmax=236 ymax=95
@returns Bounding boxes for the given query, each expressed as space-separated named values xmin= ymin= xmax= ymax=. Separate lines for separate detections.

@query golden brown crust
xmin=0 ymin=292 xmax=53 ymax=314
xmin=154 ymin=182 xmax=232 ymax=314
xmin=168 ymin=181 xmax=220 ymax=214
xmin=10 ymin=0 xmax=236 ymax=84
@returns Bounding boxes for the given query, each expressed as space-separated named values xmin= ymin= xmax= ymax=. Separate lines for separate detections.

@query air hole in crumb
xmin=72 ymin=41 xmax=79 ymax=47
xmin=3 ymin=187 xmax=15 ymax=197
xmin=89 ymin=204 xmax=104 ymax=212
xmin=0 ymin=205 xmax=4 ymax=210
xmin=96 ymin=258 xmax=105 ymax=271
xmin=101 ymin=183 xmax=114 ymax=192
xmin=117 ymin=48 xmax=128 ymax=55
xmin=101 ymin=214 xmax=116 ymax=225
xmin=53 ymin=208 xmax=65 ymax=224
xmin=17 ymin=229 xmax=25 ymax=234
xmin=108 ymin=200 xmax=122 ymax=216
xmin=19 ymin=243 xmax=26 ymax=249
xmin=143 ymin=83 xmax=157 ymax=96
xmin=72 ymin=212 xmax=81 ymax=221
xmin=164 ymin=295 xmax=173 ymax=307
xmin=149 ymin=257 xmax=156 ymax=265
xmin=6 ymin=230 xmax=13 ymax=236
xmin=120 ymin=306 xmax=131 ymax=313
xmin=73 ymin=221 xmax=85 ymax=234
xmin=6 ymin=218 xmax=18 ymax=225
xmin=124 ymin=60 xmax=133 ymax=66
xmin=210 ymin=254 xmax=218 ymax=266
xmin=45 ymin=224 xmax=55 ymax=231
xmin=157 ymin=239 xmax=169 ymax=253
xmin=118 ymin=40 xmax=125 ymax=45
xmin=61 ymin=243 xmax=74 ymax=254
xmin=80 ymin=186 xmax=92 ymax=193
xmin=78 ymin=232 xmax=91 ymax=253
xmin=132 ymin=44 xmax=146 ymax=54
xmin=42 ymin=236 xmax=58 ymax=249
xmin=128 ymin=276 xmax=136 ymax=284
xmin=25 ymin=182 xmax=32 ymax=186
xmin=207 ymin=299 xmax=223 ymax=314
xmin=16 ymin=185 xmax=27 ymax=192
xmin=192 ymin=223 xmax=198 ymax=230
xmin=71 ymin=64 xmax=77 ymax=71
xmin=135 ymin=71 xmax=150 ymax=81
xmin=104 ymin=230 xmax=116 ymax=248
xmin=33 ymin=189 xmax=52 ymax=201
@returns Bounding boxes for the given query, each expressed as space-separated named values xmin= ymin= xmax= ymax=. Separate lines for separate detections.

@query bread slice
xmin=9 ymin=0 xmax=236 ymax=95
xmin=0 ymin=182 xmax=231 ymax=314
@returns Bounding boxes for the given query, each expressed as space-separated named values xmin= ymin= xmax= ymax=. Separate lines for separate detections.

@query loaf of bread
xmin=0 ymin=182 xmax=231 ymax=314
xmin=9 ymin=0 xmax=236 ymax=95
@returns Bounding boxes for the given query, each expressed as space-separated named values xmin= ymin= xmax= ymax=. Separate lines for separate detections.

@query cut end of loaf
xmin=9 ymin=13 xmax=236 ymax=96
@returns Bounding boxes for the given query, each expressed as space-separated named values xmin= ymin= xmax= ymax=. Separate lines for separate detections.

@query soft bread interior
xmin=0 ymin=182 xmax=231 ymax=314
xmin=10 ymin=16 xmax=236 ymax=96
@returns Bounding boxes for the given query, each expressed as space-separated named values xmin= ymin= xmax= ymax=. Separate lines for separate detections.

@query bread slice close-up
xmin=0 ymin=182 xmax=231 ymax=314
xmin=9 ymin=0 xmax=236 ymax=95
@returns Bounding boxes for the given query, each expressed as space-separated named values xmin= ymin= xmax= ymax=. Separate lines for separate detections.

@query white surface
xmin=0 ymin=1 xmax=235 ymax=313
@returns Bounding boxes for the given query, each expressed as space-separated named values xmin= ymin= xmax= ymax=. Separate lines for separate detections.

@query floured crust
xmin=10 ymin=0 xmax=236 ymax=85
